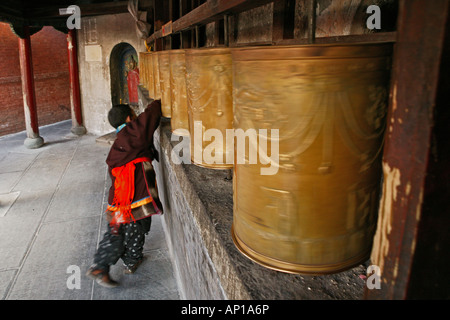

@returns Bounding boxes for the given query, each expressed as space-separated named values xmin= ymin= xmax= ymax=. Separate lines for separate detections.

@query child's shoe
xmin=123 ymin=257 xmax=145 ymax=274
xmin=86 ymin=266 xmax=119 ymax=288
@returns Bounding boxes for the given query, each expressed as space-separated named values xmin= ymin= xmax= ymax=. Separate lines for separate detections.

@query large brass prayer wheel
xmin=138 ymin=52 xmax=147 ymax=91
xmin=158 ymin=51 xmax=172 ymax=118
xmin=185 ymin=48 xmax=233 ymax=169
xmin=138 ymin=52 xmax=155 ymax=99
xmin=169 ymin=49 xmax=189 ymax=136
xmin=152 ymin=51 xmax=161 ymax=100
xmin=231 ymin=43 xmax=393 ymax=275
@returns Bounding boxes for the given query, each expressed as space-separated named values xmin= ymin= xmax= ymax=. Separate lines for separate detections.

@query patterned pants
xmin=93 ymin=216 xmax=152 ymax=271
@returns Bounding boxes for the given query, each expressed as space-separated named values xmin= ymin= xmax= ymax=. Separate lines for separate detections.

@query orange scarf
xmin=109 ymin=157 xmax=151 ymax=226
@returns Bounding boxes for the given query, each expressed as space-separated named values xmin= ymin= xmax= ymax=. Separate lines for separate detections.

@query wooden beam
xmin=407 ymin=7 xmax=450 ymax=299
xmin=272 ymin=0 xmax=285 ymax=42
xmin=365 ymin=0 xmax=450 ymax=300
xmin=272 ymin=32 xmax=397 ymax=46
xmin=0 ymin=1 xmax=25 ymax=19
xmin=307 ymin=0 xmax=316 ymax=43
xmin=147 ymin=0 xmax=275 ymax=43
xmin=24 ymin=1 xmax=130 ymax=19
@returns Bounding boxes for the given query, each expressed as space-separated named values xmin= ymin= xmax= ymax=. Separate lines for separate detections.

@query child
xmin=86 ymin=100 xmax=163 ymax=288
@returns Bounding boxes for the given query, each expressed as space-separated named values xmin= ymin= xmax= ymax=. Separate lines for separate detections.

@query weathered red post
xmin=18 ymin=25 xmax=44 ymax=149
xmin=67 ymin=28 xmax=86 ymax=135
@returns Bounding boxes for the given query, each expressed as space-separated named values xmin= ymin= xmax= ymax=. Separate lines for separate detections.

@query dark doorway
xmin=110 ymin=42 xmax=139 ymax=106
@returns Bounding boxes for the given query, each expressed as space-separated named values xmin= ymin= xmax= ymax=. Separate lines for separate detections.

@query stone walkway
xmin=0 ymin=120 xmax=180 ymax=300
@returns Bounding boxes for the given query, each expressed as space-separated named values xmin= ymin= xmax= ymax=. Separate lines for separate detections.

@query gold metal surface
xmin=152 ymin=52 xmax=161 ymax=100
xmin=138 ymin=52 xmax=147 ymax=90
xmin=158 ymin=51 xmax=172 ymax=118
xmin=231 ymin=43 xmax=393 ymax=274
xmin=169 ymin=49 xmax=189 ymax=136
xmin=185 ymin=48 xmax=234 ymax=169
xmin=138 ymin=52 xmax=155 ymax=99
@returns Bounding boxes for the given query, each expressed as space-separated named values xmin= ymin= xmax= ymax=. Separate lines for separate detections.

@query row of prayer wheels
xmin=139 ymin=43 xmax=393 ymax=275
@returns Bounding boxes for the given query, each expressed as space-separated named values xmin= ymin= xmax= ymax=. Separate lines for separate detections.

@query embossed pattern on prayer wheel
xmin=231 ymin=43 xmax=393 ymax=275
xmin=169 ymin=49 xmax=189 ymax=136
xmin=152 ymin=52 xmax=161 ymax=100
xmin=158 ymin=51 xmax=172 ymax=118
xmin=138 ymin=52 xmax=147 ymax=90
xmin=185 ymin=48 xmax=233 ymax=169
xmin=139 ymin=52 xmax=155 ymax=99
xmin=146 ymin=52 xmax=155 ymax=99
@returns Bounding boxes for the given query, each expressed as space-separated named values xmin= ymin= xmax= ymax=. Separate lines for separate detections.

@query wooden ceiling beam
xmin=146 ymin=0 xmax=275 ymax=43
xmin=23 ymin=1 xmax=130 ymax=19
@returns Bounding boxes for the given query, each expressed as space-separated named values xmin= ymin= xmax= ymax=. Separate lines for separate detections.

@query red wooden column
xmin=365 ymin=0 xmax=450 ymax=300
xmin=18 ymin=25 xmax=44 ymax=149
xmin=67 ymin=29 xmax=86 ymax=136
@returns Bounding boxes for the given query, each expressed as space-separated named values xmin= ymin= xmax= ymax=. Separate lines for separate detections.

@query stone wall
xmin=153 ymin=121 xmax=230 ymax=299
xmin=77 ymin=13 xmax=147 ymax=136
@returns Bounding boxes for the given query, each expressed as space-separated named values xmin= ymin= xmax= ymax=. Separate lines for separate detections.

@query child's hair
xmin=108 ymin=104 xmax=133 ymax=128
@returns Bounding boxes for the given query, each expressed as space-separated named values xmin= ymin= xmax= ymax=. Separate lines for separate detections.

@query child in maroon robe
xmin=86 ymin=100 xmax=163 ymax=288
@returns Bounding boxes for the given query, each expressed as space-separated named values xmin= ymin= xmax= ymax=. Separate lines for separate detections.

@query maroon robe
xmin=106 ymin=100 xmax=162 ymax=223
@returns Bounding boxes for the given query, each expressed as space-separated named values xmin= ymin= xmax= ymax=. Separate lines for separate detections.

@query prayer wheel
xmin=158 ymin=50 xmax=172 ymax=118
xmin=169 ymin=49 xmax=189 ymax=136
xmin=185 ymin=48 xmax=233 ymax=169
xmin=152 ymin=51 xmax=161 ymax=100
xmin=138 ymin=52 xmax=147 ymax=90
xmin=231 ymin=43 xmax=393 ymax=275
xmin=145 ymin=52 xmax=155 ymax=99
xmin=138 ymin=52 xmax=155 ymax=99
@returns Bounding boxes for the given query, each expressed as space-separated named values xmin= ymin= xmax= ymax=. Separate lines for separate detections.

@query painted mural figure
xmin=125 ymin=55 xmax=140 ymax=105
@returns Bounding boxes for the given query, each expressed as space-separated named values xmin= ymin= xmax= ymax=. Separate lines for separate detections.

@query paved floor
xmin=0 ymin=120 xmax=180 ymax=300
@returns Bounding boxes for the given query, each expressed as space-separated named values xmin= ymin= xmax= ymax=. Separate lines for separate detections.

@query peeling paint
xmin=23 ymin=93 xmax=31 ymax=125
xmin=410 ymin=237 xmax=417 ymax=259
xmin=405 ymin=182 xmax=411 ymax=196
xmin=392 ymin=82 xmax=398 ymax=112
xmin=371 ymin=162 xmax=401 ymax=275
xmin=393 ymin=257 xmax=399 ymax=282
xmin=67 ymin=34 xmax=73 ymax=51
xmin=415 ymin=188 xmax=423 ymax=222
